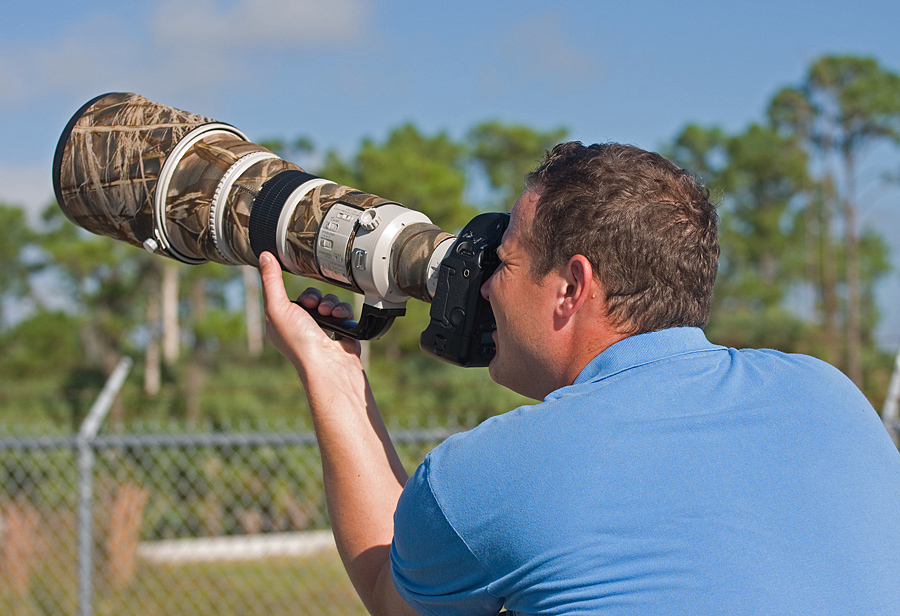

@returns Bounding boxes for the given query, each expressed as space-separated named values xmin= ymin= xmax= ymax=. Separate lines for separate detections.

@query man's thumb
xmin=257 ymin=252 xmax=289 ymax=310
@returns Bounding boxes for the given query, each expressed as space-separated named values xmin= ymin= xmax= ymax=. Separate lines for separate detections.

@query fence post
xmin=76 ymin=356 xmax=133 ymax=616
xmin=883 ymin=344 xmax=900 ymax=447
xmin=881 ymin=342 xmax=900 ymax=445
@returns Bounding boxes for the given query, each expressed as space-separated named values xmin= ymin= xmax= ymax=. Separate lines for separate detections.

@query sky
xmin=2 ymin=0 xmax=899 ymax=349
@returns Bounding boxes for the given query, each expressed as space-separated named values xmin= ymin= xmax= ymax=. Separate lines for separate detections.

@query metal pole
xmin=77 ymin=356 xmax=133 ymax=616
xmin=882 ymin=344 xmax=900 ymax=447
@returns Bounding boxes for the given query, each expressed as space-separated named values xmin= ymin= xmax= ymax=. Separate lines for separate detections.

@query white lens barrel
xmin=346 ymin=204 xmax=433 ymax=308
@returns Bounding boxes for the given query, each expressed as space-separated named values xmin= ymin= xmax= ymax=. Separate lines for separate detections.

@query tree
xmin=320 ymin=123 xmax=475 ymax=232
xmin=0 ymin=204 xmax=36 ymax=326
xmin=721 ymin=124 xmax=809 ymax=309
xmin=770 ymin=55 xmax=900 ymax=385
xmin=181 ymin=260 xmax=239 ymax=426
xmin=313 ymin=124 xmax=477 ymax=360
xmin=467 ymin=121 xmax=568 ymax=210
xmin=665 ymin=123 xmax=728 ymax=190
xmin=35 ymin=205 xmax=152 ymax=427
xmin=768 ymin=85 xmax=842 ymax=361
xmin=37 ymin=206 xmax=147 ymax=367
xmin=667 ymin=123 xmax=809 ymax=333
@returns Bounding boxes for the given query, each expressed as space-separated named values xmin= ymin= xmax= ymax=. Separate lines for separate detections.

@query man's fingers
xmin=298 ymin=287 xmax=323 ymax=310
xmin=333 ymin=303 xmax=353 ymax=319
xmin=297 ymin=289 xmax=354 ymax=319
xmin=318 ymin=294 xmax=354 ymax=319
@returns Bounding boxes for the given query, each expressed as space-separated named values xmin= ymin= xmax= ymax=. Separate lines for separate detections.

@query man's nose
xmin=480 ymin=275 xmax=492 ymax=301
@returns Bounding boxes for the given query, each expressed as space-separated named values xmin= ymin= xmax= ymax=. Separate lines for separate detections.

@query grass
xmin=106 ymin=553 xmax=367 ymax=616
xmin=2 ymin=540 xmax=367 ymax=616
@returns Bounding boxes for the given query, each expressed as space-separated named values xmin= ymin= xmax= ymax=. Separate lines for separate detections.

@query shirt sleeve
xmin=390 ymin=456 xmax=504 ymax=616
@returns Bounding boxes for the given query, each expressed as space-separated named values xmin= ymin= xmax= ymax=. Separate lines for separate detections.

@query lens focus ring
xmin=249 ymin=170 xmax=320 ymax=266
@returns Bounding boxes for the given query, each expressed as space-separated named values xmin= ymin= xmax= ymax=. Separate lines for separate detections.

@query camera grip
xmin=296 ymin=301 xmax=406 ymax=341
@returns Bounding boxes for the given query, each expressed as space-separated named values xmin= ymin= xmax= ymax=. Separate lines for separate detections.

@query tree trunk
xmin=842 ymin=148 xmax=863 ymax=387
xmin=162 ymin=261 xmax=180 ymax=366
xmin=882 ymin=344 xmax=900 ymax=447
xmin=144 ymin=289 xmax=161 ymax=396
xmin=817 ymin=177 xmax=840 ymax=367
xmin=243 ymin=267 xmax=264 ymax=357
xmin=186 ymin=276 xmax=208 ymax=427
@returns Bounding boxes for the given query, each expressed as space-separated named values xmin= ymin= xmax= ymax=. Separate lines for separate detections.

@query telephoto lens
xmin=54 ymin=93 xmax=505 ymax=357
xmin=53 ymin=93 xmax=455 ymax=321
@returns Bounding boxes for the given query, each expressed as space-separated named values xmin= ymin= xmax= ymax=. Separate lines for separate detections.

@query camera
xmin=420 ymin=212 xmax=508 ymax=367
xmin=53 ymin=93 xmax=505 ymax=366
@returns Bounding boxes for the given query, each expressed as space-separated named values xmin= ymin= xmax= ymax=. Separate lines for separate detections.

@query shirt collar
xmin=549 ymin=327 xmax=721 ymax=398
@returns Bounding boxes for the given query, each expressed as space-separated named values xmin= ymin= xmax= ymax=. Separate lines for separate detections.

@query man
xmin=258 ymin=142 xmax=900 ymax=615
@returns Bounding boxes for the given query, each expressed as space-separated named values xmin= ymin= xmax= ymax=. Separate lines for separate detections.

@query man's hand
xmin=257 ymin=251 xmax=360 ymax=376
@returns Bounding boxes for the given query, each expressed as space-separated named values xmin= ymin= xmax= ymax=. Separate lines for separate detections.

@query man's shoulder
xmin=726 ymin=346 xmax=864 ymax=397
xmin=419 ymin=398 xmax=571 ymax=493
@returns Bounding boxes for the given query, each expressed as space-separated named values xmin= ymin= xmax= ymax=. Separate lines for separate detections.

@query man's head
xmin=523 ymin=141 xmax=719 ymax=335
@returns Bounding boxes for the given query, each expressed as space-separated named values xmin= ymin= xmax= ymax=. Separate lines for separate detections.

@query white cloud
xmin=151 ymin=0 xmax=370 ymax=50
xmin=478 ymin=13 xmax=604 ymax=98
xmin=0 ymin=0 xmax=372 ymax=111
xmin=0 ymin=14 xmax=146 ymax=109
xmin=0 ymin=163 xmax=55 ymax=226
xmin=0 ymin=56 xmax=32 ymax=107
xmin=46 ymin=24 xmax=142 ymax=88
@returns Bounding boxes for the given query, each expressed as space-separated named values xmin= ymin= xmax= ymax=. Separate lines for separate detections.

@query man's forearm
xmin=257 ymin=252 xmax=415 ymax=615
xmin=301 ymin=358 xmax=408 ymax=611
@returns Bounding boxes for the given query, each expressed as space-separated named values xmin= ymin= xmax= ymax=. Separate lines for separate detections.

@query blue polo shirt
xmin=391 ymin=327 xmax=900 ymax=615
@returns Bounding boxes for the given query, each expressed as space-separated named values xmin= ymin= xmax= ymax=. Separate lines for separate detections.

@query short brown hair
xmin=524 ymin=142 xmax=719 ymax=334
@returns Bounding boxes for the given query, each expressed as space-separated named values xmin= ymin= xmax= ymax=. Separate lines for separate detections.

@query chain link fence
xmin=0 ymin=359 xmax=465 ymax=616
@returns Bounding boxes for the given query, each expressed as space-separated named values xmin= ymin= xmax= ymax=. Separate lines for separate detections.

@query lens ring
xmin=154 ymin=122 xmax=246 ymax=264
xmin=210 ymin=150 xmax=280 ymax=265
xmin=249 ymin=170 xmax=321 ymax=265
xmin=276 ymin=178 xmax=334 ymax=274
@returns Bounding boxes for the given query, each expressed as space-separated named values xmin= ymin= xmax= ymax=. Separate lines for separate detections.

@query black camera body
xmin=420 ymin=212 xmax=510 ymax=367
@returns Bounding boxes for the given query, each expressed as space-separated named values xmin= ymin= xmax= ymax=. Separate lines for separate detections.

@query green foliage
xmin=705 ymin=306 xmax=817 ymax=355
xmin=0 ymin=203 xmax=35 ymax=314
xmin=318 ymin=123 xmax=475 ymax=232
xmin=665 ymin=123 xmax=728 ymax=189
xmin=807 ymin=55 xmax=900 ymax=149
xmin=467 ymin=121 xmax=568 ymax=209
xmin=1 ymin=311 xmax=83 ymax=378
xmin=850 ymin=229 xmax=891 ymax=337
xmin=767 ymin=86 xmax=816 ymax=141
xmin=764 ymin=54 xmax=900 ymax=385
xmin=719 ymin=123 xmax=810 ymax=309
xmin=1 ymin=57 xmax=897 ymax=426
xmin=669 ymin=122 xmax=810 ymax=312
xmin=369 ymin=355 xmax=531 ymax=428
xmin=35 ymin=205 xmax=151 ymax=368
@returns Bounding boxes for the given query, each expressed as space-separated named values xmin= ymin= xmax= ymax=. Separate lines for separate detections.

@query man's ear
xmin=557 ymin=254 xmax=595 ymax=318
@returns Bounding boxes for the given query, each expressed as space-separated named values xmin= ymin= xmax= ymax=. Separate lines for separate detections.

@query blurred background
xmin=1 ymin=1 xmax=900 ymax=614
